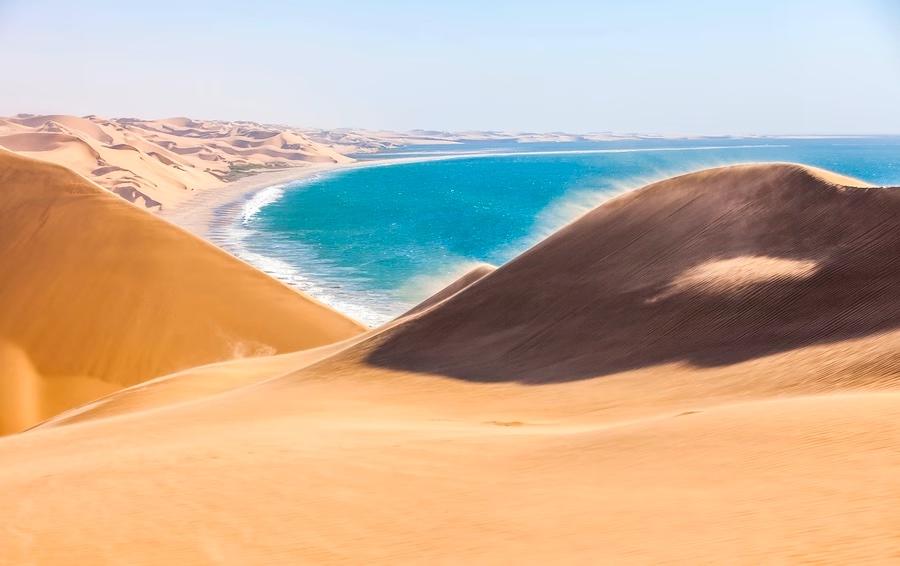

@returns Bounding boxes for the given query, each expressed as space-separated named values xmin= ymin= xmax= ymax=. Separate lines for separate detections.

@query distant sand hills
xmin=0 ymin=114 xmax=352 ymax=209
xmin=1 ymin=151 xmax=899 ymax=562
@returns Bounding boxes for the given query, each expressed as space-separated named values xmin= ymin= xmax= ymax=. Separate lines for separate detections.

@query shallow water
xmin=223 ymin=137 xmax=900 ymax=326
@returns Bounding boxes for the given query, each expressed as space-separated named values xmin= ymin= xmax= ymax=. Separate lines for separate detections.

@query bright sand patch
xmin=649 ymin=255 xmax=821 ymax=301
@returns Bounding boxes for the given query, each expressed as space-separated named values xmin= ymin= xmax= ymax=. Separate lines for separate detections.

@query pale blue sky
xmin=0 ymin=0 xmax=897 ymax=134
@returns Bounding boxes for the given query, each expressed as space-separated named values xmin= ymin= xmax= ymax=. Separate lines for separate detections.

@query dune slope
xmin=368 ymin=164 xmax=900 ymax=383
xmin=1 ymin=163 xmax=899 ymax=563
xmin=0 ymin=150 xmax=364 ymax=433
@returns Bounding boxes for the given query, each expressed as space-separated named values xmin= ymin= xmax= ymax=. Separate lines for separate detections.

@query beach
xmin=158 ymin=162 xmax=349 ymax=238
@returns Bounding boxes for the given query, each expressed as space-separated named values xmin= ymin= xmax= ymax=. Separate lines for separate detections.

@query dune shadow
xmin=364 ymin=166 xmax=900 ymax=384
xmin=365 ymin=260 xmax=900 ymax=384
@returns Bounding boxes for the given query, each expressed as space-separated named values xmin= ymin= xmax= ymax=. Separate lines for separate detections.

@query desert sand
xmin=1 ymin=158 xmax=899 ymax=563
xmin=0 ymin=114 xmax=353 ymax=210
xmin=0 ymin=149 xmax=364 ymax=434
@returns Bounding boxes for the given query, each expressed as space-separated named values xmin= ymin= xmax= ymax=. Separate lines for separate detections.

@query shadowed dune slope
xmin=0 ymin=150 xmax=364 ymax=433
xmin=2 ymin=163 xmax=900 ymax=563
xmin=366 ymin=164 xmax=900 ymax=382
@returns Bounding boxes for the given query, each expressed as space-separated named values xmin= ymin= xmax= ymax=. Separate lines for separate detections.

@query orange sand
xmin=0 ymin=150 xmax=363 ymax=434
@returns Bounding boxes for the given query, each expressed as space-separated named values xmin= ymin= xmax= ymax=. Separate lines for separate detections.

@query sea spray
xmin=492 ymin=158 xmax=756 ymax=260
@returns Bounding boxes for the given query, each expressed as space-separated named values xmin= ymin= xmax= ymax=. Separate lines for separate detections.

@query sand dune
xmin=0 ymin=114 xmax=353 ymax=209
xmin=11 ymin=114 xmax=115 ymax=143
xmin=1 ymin=162 xmax=899 ymax=562
xmin=0 ymin=150 xmax=364 ymax=434
xmin=367 ymin=164 xmax=899 ymax=383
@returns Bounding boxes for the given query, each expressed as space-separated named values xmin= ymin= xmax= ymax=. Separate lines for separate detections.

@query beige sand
xmin=0 ymin=114 xmax=353 ymax=210
xmin=1 ymin=162 xmax=899 ymax=563
xmin=0 ymin=150 xmax=364 ymax=434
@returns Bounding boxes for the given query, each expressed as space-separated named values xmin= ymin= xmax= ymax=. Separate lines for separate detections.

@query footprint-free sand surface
xmin=1 ymin=156 xmax=899 ymax=563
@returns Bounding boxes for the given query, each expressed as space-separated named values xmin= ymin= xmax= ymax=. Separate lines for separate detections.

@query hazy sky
xmin=1 ymin=0 xmax=898 ymax=134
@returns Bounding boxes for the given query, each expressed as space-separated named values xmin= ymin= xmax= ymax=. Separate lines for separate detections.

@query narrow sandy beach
xmin=159 ymin=156 xmax=444 ymax=238
xmin=158 ymin=163 xmax=347 ymax=238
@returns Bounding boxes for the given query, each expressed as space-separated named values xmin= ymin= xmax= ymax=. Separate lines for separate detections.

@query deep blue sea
xmin=224 ymin=137 xmax=900 ymax=326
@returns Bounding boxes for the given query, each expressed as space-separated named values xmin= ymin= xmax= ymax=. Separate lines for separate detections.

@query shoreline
xmin=160 ymin=155 xmax=450 ymax=238
xmin=158 ymin=155 xmax=458 ymax=328
xmin=156 ymin=142 xmax=868 ymax=328
xmin=160 ymin=141 xmax=794 ymax=238
xmin=159 ymin=162 xmax=347 ymax=238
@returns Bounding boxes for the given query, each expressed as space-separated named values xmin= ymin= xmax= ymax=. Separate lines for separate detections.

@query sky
xmin=0 ymin=0 xmax=898 ymax=135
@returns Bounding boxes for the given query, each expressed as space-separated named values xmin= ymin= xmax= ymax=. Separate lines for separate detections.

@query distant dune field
xmin=0 ymin=114 xmax=353 ymax=209
xmin=0 ymin=157 xmax=899 ymax=563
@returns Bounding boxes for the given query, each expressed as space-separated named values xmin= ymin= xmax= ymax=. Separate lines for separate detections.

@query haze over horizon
xmin=0 ymin=0 xmax=898 ymax=135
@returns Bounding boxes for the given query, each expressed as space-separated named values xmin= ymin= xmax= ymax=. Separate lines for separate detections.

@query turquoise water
xmin=227 ymin=138 xmax=900 ymax=325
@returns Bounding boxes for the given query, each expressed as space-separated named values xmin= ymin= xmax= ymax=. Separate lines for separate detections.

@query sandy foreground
xmin=1 ymin=150 xmax=900 ymax=563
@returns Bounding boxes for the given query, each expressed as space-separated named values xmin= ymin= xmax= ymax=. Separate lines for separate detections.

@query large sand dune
xmin=0 ymin=114 xmax=352 ymax=209
xmin=0 ymin=150 xmax=364 ymax=434
xmin=367 ymin=164 xmax=900 ymax=382
xmin=1 ymin=161 xmax=899 ymax=563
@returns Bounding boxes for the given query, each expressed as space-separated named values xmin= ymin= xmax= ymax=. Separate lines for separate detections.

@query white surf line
xmin=368 ymin=143 xmax=791 ymax=159
xmin=240 ymin=184 xmax=287 ymax=224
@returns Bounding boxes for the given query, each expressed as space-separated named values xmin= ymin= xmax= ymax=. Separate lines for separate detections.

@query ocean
xmin=221 ymin=137 xmax=900 ymax=326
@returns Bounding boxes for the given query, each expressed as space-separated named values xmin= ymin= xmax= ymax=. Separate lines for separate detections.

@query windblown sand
xmin=1 ymin=159 xmax=899 ymax=563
